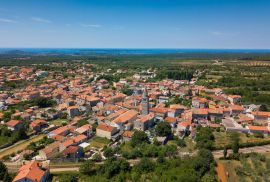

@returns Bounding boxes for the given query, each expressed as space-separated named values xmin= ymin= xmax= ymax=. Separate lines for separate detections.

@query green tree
xmin=156 ymin=122 xmax=172 ymax=137
xmin=134 ymin=158 xmax=155 ymax=173
xmin=0 ymin=161 xmax=10 ymax=181
xmin=131 ymin=130 xmax=149 ymax=147
xmin=79 ymin=160 xmax=95 ymax=175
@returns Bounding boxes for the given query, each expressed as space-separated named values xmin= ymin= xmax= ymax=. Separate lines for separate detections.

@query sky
xmin=0 ymin=0 xmax=269 ymax=49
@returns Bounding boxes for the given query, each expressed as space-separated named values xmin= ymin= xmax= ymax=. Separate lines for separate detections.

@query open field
xmin=214 ymin=131 xmax=270 ymax=149
xmin=0 ymin=134 xmax=45 ymax=159
xmin=89 ymin=136 xmax=110 ymax=149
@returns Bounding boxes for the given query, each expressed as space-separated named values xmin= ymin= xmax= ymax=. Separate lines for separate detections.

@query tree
xmin=0 ymin=161 xmax=10 ymax=181
xmin=259 ymin=104 xmax=269 ymax=111
xmin=223 ymin=147 xmax=228 ymax=159
xmin=103 ymin=147 xmax=115 ymax=158
xmin=134 ymin=158 xmax=155 ymax=173
xmin=195 ymin=127 xmax=215 ymax=150
xmin=91 ymin=153 xmax=102 ymax=162
xmin=79 ymin=160 xmax=95 ymax=175
xmin=230 ymin=132 xmax=240 ymax=154
xmin=177 ymin=138 xmax=186 ymax=147
xmin=156 ymin=122 xmax=172 ymax=137
xmin=131 ymin=130 xmax=149 ymax=147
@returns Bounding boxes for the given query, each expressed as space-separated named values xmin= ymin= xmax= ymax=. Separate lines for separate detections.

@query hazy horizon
xmin=1 ymin=0 xmax=270 ymax=49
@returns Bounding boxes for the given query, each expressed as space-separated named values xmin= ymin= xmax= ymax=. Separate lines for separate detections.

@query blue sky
xmin=0 ymin=0 xmax=269 ymax=48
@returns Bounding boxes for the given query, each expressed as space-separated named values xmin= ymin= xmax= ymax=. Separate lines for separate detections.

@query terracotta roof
xmin=97 ymin=123 xmax=116 ymax=132
xmin=73 ymin=134 xmax=87 ymax=143
xmin=252 ymin=111 xmax=270 ymax=117
xmin=230 ymin=105 xmax=244 ymax=111
xmin=122 ymin=130 xmax=134 ymax=138
xmin=150 ymin=107 xmax=168 ymax=114
xmin=30 ymin=119 xmax=46 ymax=127
xmin=248 ymin=125 xmax=269 ymax=132
xmin=138 ymin=113 xmax=155 ymax=123
xmin=192 ymin=108 xmax=208 ymax=115
xmin=76 ymin=124 xmax=92 ymax=134
xmin=112 ymin=110 xmax=138 ymax=123
xmin=63 ymin=146 xmax=81 ymax=155
xmin=6 ymin=120 xmax=22 ymax=127
xmin=13 ymin=160 xmax=46 ymax=182
xmin=165 ymin=117 xmax=177 ymax=123
xmin=178 ymin=121 xmax=191 ymax=127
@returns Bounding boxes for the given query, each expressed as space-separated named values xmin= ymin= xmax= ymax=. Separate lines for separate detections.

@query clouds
xmin=80 ymin=24 xmax=101 ymax=28
xmin=31 ymin=17 xmax=51 ymax=23
xmin=209 ymin=31 xmax=237 ymax=36
xmin=0 ymin=18 xmax=17 ymax=23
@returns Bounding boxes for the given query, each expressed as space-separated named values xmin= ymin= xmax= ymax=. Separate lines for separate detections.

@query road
xmin=5 ymin=144 xmax=270 ymax=173
xmin=0 ymin=134 xmax=45 ymax=159
xmin=212 ymin=144 xmax=270 ymax=158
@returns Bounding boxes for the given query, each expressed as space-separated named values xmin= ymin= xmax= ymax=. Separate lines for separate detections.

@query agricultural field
xmin=217 ymin=152 xmax=270 ymax=182
xmin=213 ymin=131 xmax=270 ymax=149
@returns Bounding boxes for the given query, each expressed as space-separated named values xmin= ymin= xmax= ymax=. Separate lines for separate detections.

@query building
xmin=67 ymin=106 xmax=80 ymax=117
xmin=30 ymin=119 xmax=47 ymax=132
xmin=62 ymin=146 xmax=84 ymax=159
xmin=134 ymin=113 xmax=155 ymax=131
xmin=227 ymin=95 xmax=242 ymax=104
xmin=141 ymin=88 xmax=149 ymax=115
xmin=13 ymin=160 xmax=49 ymax=182
xmin=122 ymin=130 xmax=134 ymax=142
xmin=6 ymin=120 xmax=24 ymax=131
xmin=96 ymin=123 xmax=119 ymax=139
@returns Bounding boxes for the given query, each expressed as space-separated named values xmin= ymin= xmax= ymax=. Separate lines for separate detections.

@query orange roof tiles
xmin=97 ymin=123 xmax=116 ymax=132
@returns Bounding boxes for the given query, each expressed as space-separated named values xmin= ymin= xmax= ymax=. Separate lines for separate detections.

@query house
xmin=247 ymin=125 xmax=270 ymax=136
xmin=168 ymin=104 xmax=186 ymax=117
xmin=6 ymin=120 xmax=24 ymax=131
xmin=150 ymin=107 xmax=167 ymax=119
xmin=62 ymin=146 xmax=84 ymax=159
xmin=67 ymin=106 xmax=80 ymax=117
xmin=122 ymin=130 xmax=134 ymax=142
xmin=13 ymin=160 xmax=49 ymax=182
xmin=75 ymin=124 xmax=92 ymax=137
xmin=48 ymin=125 xmax=71 ymax=138
xmin=192 ymin=97 xmax=208 ymax=108
xmin=165 ymin=117 xmax=177 ymax=128
xmin=134 ymin=113 xmax=155 ymax=131
xmin=227 ymin=95 xmax=241 ymax=104
xmin=112 ymin=110 xmax=138 ymax=130
xmin=177 ymin=121 xmax=191 ymax=136
xmin=39 ymin=141 xmax=60 ymax=160
xmin=76 ymin=95 xmax=100 ymax=107
xmin=96 ymin=123 xmax=119 ymax=139
xmin=30 ymin=119 xmax=47 ymax=132
xmin=230 ymin=105 xmax=244 ymax=116
xmin=252 ymin=111 xmax=270 ymax=122
xmin=192 ymin=109 xmax=208 ymax=121
xmin=208 ymin=108 xmax=224 ymax=121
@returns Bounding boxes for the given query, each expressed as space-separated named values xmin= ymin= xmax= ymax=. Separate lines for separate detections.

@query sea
xmin=0 ymin=48 xmax=270 ymax=55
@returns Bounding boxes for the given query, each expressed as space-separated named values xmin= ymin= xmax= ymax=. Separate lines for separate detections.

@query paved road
xmin=212 ymin=144 xmax=270 ymax=158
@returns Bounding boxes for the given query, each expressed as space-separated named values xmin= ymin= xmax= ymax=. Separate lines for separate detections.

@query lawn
xmin=89 ymin=136 xmax=110 ymax=149
xmin=167 ymin=137 xmax=196 ymax=153
xmin=214 ymin=131 xmax=270 ymax=149
xmin=50 ymin=119 xmax=68 ymax=126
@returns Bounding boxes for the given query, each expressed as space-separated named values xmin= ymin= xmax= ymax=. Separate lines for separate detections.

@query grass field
xmin=50 ymin=119 xmax=68 ymax=126
xmin=218 ymin=152 xmax=270 ymax=182
xmin=89 ymin=136 xmax=110 ymax=149
xmin=214 ymin=131 xmax=270 ymax=148
xmin=0 ymin=134 xmax=45 ymax=159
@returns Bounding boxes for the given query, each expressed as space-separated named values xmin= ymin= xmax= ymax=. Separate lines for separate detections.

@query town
xmin=0 ymin=59 xmax=270 ymax=182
